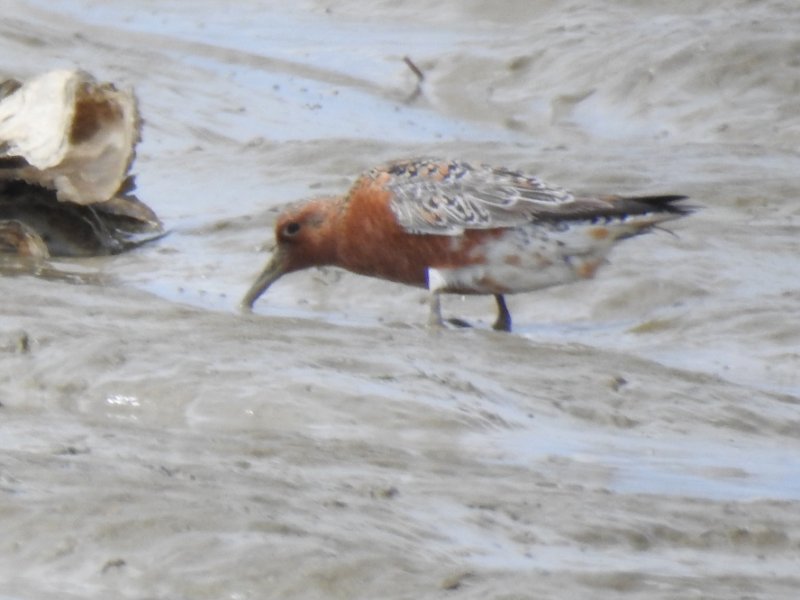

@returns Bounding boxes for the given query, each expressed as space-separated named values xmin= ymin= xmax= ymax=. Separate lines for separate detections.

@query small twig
xmin=402 ymin=56 xmax=425 ymax=103
xmin=403 ymin=56 xmax=425 ymax=83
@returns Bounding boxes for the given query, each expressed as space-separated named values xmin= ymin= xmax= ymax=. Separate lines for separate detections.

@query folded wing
xmin=376 ymin=158 xmax=689 ymax=235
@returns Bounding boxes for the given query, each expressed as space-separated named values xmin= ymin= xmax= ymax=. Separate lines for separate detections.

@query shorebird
xmin=0 ymin=219 xmax=49 ymax=258
xmin=242 ymin=158 xmax=690 ymax=331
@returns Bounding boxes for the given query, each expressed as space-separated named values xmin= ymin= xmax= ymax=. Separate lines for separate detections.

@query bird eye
xmin=283 ymin=222 xmax=301 ymax=237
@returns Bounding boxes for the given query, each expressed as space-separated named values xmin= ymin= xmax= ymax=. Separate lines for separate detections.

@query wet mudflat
xmin=1 ymin=1 xmax=799 ymax=598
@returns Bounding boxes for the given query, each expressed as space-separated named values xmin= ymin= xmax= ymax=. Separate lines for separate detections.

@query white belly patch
xmin=427 ymin=222 xmax=618 ymax=294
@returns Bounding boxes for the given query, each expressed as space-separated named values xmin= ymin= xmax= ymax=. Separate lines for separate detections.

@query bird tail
xmin=616 ymin=195 xmax=693 ymax=216
xmin=598 ymin=195 xmax=693 ymax=241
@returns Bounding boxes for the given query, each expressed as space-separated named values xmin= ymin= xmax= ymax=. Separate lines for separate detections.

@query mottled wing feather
xmin=375 ymin=158 xmax=576 ymax=235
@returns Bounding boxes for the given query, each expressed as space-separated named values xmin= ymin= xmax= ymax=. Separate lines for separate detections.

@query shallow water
xmin=2 ymin=1 xmax=800 ymax=598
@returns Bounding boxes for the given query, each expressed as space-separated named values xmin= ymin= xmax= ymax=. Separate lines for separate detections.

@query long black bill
xmin=240 ymin=247 xmax=287 ymax=311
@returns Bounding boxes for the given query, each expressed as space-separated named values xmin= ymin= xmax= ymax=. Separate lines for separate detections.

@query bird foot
xmin=428 ymin=293 xmax=512 ymax=332
xmin=445 ymin=317 xmax=473 ymax=329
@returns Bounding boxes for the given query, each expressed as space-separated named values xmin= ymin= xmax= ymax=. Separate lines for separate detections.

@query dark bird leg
xmin=430 ymin=293 xmax=511 ymax=331
xmin=428 ymin=293 xmax=444 ymax=328
xmin=492 ymin=294 xmax=512 ymax=332
xmin=429 ymin=293 xmax=474 ymax=329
